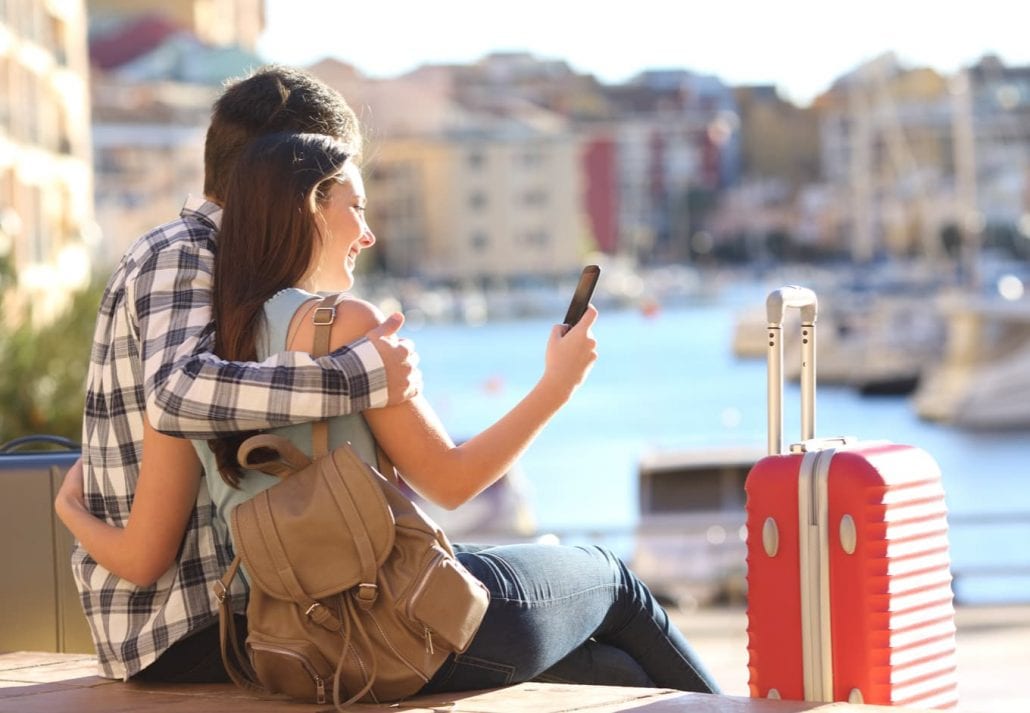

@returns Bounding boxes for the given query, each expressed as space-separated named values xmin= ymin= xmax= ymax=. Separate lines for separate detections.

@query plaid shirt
xmin=74 ymin=197 xmax=388 ymax=679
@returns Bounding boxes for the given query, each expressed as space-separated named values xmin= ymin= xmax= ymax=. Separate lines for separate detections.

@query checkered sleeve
xmin=133 ymin=227 xmax=388 ymax=439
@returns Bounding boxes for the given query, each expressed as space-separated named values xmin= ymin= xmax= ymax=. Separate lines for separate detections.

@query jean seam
xmin=490 ymin=580 xmax=621 ymax=606
xmin=478 ymin=550 xmax=621 ymax=606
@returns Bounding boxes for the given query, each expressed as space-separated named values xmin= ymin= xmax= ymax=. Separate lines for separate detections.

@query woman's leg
xmin=420 ymin=544 xmax=719 ymax=694
xmin=534 ymin=641 xmax=654 ymax=687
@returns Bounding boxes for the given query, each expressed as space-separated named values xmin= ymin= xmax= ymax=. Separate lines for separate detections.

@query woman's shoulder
xmin=286 ymin=293 xmax=386 ymax=353
xmin=333 ymin=295 xmax=385 ymax=328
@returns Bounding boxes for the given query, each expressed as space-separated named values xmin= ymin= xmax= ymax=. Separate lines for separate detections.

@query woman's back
xmin=198 ymin=288 xmax=379 ymax=533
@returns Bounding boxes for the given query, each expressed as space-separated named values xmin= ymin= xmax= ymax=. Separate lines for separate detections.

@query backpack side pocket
xmin=405 ymin=551 xmax=489 ymax=653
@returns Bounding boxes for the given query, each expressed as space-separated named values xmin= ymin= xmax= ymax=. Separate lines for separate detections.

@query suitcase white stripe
xmin=889 ymin=650 xmax=959 ymax=683
xmin=890 ymin=634 xmax=960 ymax=667
xmin=878 ymin=567 xmax=954 ymax=595
xmin=898 ymin=687 xmax=960 ymax=710
xmin=888 ymin=619 xmax=958 ymax=649
xmin=881 ymin=532 xmax=952 ymax=558
xmin=882 ymin=515 xmax=950 ymax=542
xmin=882 ymin=548 xmax=953 ymax=576
xmin=798 ymin=449 xmax=834 ymax=702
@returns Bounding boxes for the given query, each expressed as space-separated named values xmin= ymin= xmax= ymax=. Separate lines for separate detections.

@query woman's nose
xmin=360 ymin=227 xmax=376 ymax=247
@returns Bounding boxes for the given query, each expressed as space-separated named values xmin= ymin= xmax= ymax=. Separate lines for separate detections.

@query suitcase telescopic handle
xmin=766 ymin=286 xmax=818 ymax=455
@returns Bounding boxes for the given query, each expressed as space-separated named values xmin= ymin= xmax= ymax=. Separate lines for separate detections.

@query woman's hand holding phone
xmin=542 ymin=266 xmax=600 ymax=400
xmin=543 ymin=304 xmax=598 ymax=400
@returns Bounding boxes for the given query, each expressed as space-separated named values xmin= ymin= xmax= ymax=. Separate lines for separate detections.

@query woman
xmin=58 ymin=132 xmax=719 ymax=695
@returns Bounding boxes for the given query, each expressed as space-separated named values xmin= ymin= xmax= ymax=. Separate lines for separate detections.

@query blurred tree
xmin=0 ymin=254 xmax=14 ymax=294
xmin=0 ymin=283 xmax=103 ymax=445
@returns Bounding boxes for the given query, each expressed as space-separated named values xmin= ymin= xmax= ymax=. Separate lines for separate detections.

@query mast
xmin=950 ymin=69 xmax=980 ymax=291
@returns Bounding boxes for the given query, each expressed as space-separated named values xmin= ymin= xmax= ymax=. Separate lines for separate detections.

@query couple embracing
xmin=56 ymin=65 xmax=720 ymax=702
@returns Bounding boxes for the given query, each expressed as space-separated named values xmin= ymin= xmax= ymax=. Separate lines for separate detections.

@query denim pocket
xmin=434 ymin=654 xmax=516 ymax=691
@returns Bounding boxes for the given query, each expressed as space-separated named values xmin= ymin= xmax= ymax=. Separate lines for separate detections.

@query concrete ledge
xmin=0 ymin=651 xmax=944 ymax=712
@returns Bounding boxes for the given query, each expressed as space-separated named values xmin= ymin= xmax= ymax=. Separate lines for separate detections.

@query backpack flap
xmin=232 ymin=439 xmax=396 ymax=602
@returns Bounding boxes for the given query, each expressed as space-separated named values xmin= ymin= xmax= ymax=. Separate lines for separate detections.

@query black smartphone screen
xmin=562 ymin=265 xmax=600 ymax=328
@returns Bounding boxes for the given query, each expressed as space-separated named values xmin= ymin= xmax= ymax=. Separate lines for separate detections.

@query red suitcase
xmin=745 ymin=286 xmax=958 ymax=708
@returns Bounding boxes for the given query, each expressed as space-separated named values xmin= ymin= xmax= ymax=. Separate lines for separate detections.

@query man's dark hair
xmin=203 ymin=65 xmax=361 ymax=204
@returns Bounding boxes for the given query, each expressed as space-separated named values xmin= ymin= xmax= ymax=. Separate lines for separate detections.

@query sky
xmin=257 ymin=0 xmax=1029 ymax=106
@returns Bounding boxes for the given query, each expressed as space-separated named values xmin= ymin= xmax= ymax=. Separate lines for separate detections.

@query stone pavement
xmin=671 ymin=603 xmax=1030 ymax=713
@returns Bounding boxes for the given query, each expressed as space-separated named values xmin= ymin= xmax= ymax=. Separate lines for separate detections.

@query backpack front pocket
xmin=248 ymin=635 xmax=333 ymax=704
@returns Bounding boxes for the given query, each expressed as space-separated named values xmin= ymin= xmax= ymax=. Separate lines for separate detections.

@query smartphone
xmin=562 ymin=265 xmax=600 ymax=329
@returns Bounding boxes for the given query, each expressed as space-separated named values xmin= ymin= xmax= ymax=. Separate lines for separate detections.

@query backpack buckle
xmin=354 ymin=583 xmax=378 ymax=609
xmin=312 ymin=307 xmax=336 ymax=325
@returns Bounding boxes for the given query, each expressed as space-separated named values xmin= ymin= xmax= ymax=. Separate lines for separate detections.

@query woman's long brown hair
xmin=208 ymin=132 xmax=350 ymax=486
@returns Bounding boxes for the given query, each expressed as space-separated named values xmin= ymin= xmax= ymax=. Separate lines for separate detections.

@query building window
xmin=467 ymin=150 xmax=485 ymax=170
xmin=519 ymin=148 xmax=544 ymax=168
xmin=468 ymin=191 xmax=487 ymax=210
xmin=521 ymin=189 xmax=547 ymax=207
xmin=470 ymin=232 xmax=489 ymax=251
xmin=523 ymin=230 xmax=550 ymax=247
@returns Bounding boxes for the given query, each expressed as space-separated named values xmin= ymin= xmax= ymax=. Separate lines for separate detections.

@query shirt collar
xmin=180 ymin=195 xmax=223 ymax=229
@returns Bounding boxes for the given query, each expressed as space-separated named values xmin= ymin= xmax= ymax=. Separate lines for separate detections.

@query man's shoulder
xmin=117 ymin=211 xmax=218 ymax=276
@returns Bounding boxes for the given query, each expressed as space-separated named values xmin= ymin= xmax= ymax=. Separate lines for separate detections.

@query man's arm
xmin=133 ymin=239 xmax=419 ymax=439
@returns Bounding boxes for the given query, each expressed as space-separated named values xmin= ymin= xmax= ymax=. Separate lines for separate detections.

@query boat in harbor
xmin=732 ymin=267 xmax=948 ymax=395
xmin=632 ymin=444 xmax=764 ymax=607
xmin=914 ymin=292 xmax=1030 ymax=428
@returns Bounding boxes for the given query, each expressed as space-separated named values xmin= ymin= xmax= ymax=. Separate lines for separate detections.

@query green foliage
xmin=0 ymin=283 xmax=104 ymax=445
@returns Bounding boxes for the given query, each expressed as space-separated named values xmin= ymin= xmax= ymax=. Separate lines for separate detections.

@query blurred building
xmin=311 ymin=58 xmax=589 ymax=283
xmin=0 ymin=0 xmax=95 ymax=321
xmin=706 ymin=86 xmax=823 ymax=260
xmin=86 ymin=10 xmax=262 ymax=264
xmin=87 ymin=0 xmax=264 ymax=51
xmin=735 ymin=85 xmax=820 ymax=187
xmin=321 ymin=55 xmax=747 ymax=278
xmin=817 ymin=53 xmax=954 ymax=262
xmin=963 ymin=55 xmax=1030 ymax=230
xmin=603 ymin=70 xmax=741 ymax=263
xmin=90 ymin=76 xmax=215 ymax=265
xmin=368 ymin=129 xmax=586 ymax=283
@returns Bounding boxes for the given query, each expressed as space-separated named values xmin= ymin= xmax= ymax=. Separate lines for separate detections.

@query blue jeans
xmin=420 ymin=544 xmax=720 ymax=694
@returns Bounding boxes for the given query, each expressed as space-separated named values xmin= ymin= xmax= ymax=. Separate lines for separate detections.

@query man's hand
xmin=365 ymin=312 xmax=422 ymax=406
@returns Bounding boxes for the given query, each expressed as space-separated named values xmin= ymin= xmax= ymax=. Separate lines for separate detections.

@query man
xmin=72 ymin=66 xmax=420 ymax=682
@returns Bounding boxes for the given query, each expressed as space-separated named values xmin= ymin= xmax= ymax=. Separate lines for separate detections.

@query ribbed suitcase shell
xmin=745 ymin=286 xmax=957 ymax=708
xmin=745 ymin=437 xmax=959 ymax=708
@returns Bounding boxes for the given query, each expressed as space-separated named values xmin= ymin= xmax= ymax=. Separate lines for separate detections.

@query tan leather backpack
xmin=214 ymin=294 xmax=490 ymax=708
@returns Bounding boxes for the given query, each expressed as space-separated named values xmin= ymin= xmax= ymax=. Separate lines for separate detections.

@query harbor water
xmin=403 ymin=284 xmax=1030 ymax=606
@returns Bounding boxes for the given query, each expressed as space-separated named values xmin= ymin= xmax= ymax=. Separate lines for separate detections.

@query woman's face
xmin=309 ymin=161 xmax=375 ymax=292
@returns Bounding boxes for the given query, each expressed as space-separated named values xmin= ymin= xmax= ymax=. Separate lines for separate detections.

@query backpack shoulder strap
xmin=311 ymin=294 xmax=341 ymax=458
xmin=214 ymin=556 xmax=265 ymax=694
xmin=309 ymin=294 xmax=399 ymax=485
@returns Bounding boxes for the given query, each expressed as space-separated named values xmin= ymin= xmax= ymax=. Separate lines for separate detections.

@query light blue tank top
xmin=196 ymin=288 xmax=379 ymax=544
